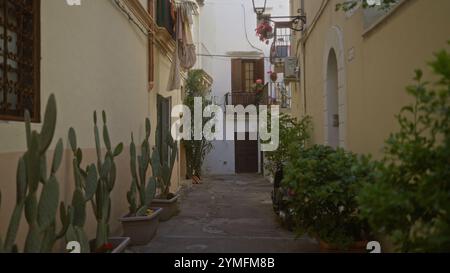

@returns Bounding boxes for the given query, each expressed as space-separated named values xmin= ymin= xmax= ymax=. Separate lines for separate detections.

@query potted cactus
xmin=0 ymin=94 xmax=71 ymax=253
xmin=89 ymin=111 xmax=129 ymax=253
xmin=151 ymin=128 xmax=180 ymax=222
xmin=119 ymin=118 xmax=162 ymax=246
xmin=67 ymin=111 xmax=129 ymax=253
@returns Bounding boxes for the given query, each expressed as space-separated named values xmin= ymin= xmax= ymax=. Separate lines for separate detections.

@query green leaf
xmin=68 ymin=128 xmax=77 ymax=152
xmin=76 ymin=148 xmax=83 ymax=165
xmin=71 ymin=189 xmax=86 ymax=227
xmin=93 ymin=111 xmax=98 ymax=125
xmin=101 ymin=156 xmax=112 ymax=179
xmin=4 ymin=203 xmax=24 ymax=252
xmin=113 ymin=143 xmax=124 ymax=157
xmin=40 ymin=224 xmax=56 ymax=253
xmin=37 ymin=176 xmax=60 ymax=230
xmin=40 ymin=154 xmax=48 ymax=183
xmin=24 ymin=110 xmax=31 ymax=149
xmin=145 ymin=118 xmax=151 ymax=138
xmin=102 ymin=111 xmax=107 ymax=124
xmin=145 ymin=177 xmax=157 ymax=205
xmin=103 ymin=124 xmax=112 ymax=151
xmin=16 ymin=157 xmax=27 ymax=204
xmin=25 ymin=194 xmax=38 ymax=224
xmin=51 ymin=139 xmax=64 ymax=174
xmin=39 ymin=94 xmax=57 ymax=154
xmin=85 ymin=164 xmax=98 ymax=201
xmin=75 ymin=227 xmax=90 ymax=253
xmin=28 ymin=132 xmax=41 ymax=192
xmin=57 ymin=203 xmax=70 ymax=239
xmin=24 ymin=227 xmax=41 ymax=253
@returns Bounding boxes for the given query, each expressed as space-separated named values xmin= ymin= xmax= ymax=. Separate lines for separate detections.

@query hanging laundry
xmin=167 ymin=0 xmax=198 ymax=91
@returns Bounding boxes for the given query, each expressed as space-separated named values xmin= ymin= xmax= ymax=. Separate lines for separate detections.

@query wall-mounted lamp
xmin=252 ymin=0 xmax=307 ymax=32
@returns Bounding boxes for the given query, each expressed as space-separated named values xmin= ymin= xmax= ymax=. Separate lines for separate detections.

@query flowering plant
xmin=95 ymin=243 xmax=114 ymax=253
xmin=255 ymin=20 xmax=273 ymax=44
xmin=253 ymin=79 xmax=265 ymax=105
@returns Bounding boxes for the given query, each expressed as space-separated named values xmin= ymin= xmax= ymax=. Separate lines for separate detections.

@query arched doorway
xmin=323 ymin=26 xmax=346 ymax=148
xmin=326 ymin=49 xmax=339 ymax=148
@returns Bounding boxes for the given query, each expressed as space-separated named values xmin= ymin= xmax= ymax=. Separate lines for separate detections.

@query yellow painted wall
xmin=0 ymin=0 xmax=181 ymax=250
xmin=292 ymin=0 xmax=450 ymax=157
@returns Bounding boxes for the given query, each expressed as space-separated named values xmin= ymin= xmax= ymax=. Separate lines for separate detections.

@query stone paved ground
xmin=131 ymin=174 xmax=319 ymax=253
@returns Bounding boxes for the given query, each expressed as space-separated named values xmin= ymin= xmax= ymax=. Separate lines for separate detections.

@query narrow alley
xmin=132 ymin=175 xmax=319 ymax=253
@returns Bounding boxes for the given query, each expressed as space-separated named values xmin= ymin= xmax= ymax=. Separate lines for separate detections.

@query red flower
xmin=104 ymin=243 xmax=114 ymax=250
xmin=256 ymin=79 xmax=263 ymax=85
xmin=96 ymin=242 xmax=114 ymax=253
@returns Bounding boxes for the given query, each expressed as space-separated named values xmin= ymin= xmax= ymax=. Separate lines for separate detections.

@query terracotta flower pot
xmin=319 ymin=240 xmax=368 ymax=253
xmin=119 ymin=207 xmax=162 ymax=246
xmin=89 ymin=237 xmax=131 ymax=253
xmin=151 ymin=194 xmax=180 ymax=222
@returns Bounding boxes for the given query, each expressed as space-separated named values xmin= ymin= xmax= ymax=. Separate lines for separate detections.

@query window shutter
xmin=231 ymin=59 xmax=242 ymax=92
xmin=255 ymin=58 xmax=265 ymax=82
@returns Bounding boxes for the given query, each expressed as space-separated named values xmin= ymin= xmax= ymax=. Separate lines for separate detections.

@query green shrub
xmin=264 ymin=114 xmax=312 ymax=177
xmin=357 ymin=45 xmax=450 ymax=252
xmin=182 ymin=70 xmax=213 ymax=178
xmin=284 ymin=145 xmax=376 ymax=249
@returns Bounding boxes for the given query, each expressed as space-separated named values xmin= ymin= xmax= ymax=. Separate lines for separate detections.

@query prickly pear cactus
xmin=91 ymin=111 xmax=123 ymax=250
xmin=0 ymin=94 xmax=70 ymax=253
xmin=127 ymin=118 xmax=157 ymax=217
xmin=153 ymin=127 xmax=178 ymax=199
xmin=60 ymin=127 xmax=99 ymax=253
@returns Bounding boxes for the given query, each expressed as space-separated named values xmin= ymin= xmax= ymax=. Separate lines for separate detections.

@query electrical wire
xmin=241 ymin=2 xmax=264 ymax=53
xmin=113 ymin=0 xmax=150 ymax=36
xmin=197 ymin=53 xmax=270 ymax=59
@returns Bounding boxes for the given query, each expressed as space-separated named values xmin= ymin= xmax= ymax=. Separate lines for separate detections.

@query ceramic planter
xmin=89 ymin=237 xmax=131 ymax=253
xmin=319 ymin=240 xmax=368 ymax=253
xmin=119 ymin=207 xmax=162 ymax=246
xmin=151 ymin=195 xmax=180 ymax=222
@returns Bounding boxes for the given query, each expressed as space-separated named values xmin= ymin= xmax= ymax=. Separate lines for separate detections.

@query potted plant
xmin=151 ymin=129 xmax=179 ymax=222
xmin=119 ymin=118 xmax=162 ymax=246
xmin=87 ymin=111 xmax=130 ymax=253
xmin=253 ymin=79 xmax=267 ymax=105
xmin=357 ymin=47 xmax=450 ymax=253
xmin=255 ymin=19 xmax=273 ymax=45
xmin=283 ymin=145 xmax=376 ymax=252
xmin=0 ymin=94 xmax=73 ymax=253
xmin=269 ymin=71 xmax=278 ymax=82
xmin=264 ymin=114 xmax=311 ymax=229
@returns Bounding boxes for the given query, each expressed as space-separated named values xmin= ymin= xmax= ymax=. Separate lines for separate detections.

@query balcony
xmin=225 ymin=91 xmax=269 ymax=106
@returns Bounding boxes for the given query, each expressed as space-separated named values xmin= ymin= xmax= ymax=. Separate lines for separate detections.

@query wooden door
xmin=235 ymin=133 xmax=259 ymax=173
xmin=231 ymin=58 xmax=264 ymax=174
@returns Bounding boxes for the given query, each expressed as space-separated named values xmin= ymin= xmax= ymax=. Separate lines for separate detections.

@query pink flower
xmin=256 ymin=79 xmax=263 ymax=85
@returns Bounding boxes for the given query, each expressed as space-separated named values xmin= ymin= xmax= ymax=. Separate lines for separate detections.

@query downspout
xmin=300 ymin=0 xmax=307 ymax=116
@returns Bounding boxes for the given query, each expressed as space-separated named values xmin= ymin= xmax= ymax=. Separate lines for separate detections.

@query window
xmin=243 ymin=61 xmax=255 ymax=92
xmin=0 ymin=0 xmax=40 ymax=122
xmin=363 ymin=0 xmax=403 ymax=30
xmin=157 ymin=95 xmax=171 ymax=165
xmin=156 ymin=0 xmax=175 ymax=37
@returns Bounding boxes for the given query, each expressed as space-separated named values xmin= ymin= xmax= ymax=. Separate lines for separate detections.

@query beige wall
xmin=0 ymin=0 xmax=181 ymax=249
xmin=293 ymin=0 xmax=450 ymax=157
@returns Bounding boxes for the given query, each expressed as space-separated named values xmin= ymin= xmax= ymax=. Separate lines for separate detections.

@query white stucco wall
xmin=197 ymin=0 xmax=289 ymax=174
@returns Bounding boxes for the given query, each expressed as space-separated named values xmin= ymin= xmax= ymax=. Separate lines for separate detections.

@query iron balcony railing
xmin=225 ymin=90 xmax=269 ymax=107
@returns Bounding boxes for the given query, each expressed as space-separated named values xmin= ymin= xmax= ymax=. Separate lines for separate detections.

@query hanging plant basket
xmin=256 ymin=20 xmax=273 ymax=45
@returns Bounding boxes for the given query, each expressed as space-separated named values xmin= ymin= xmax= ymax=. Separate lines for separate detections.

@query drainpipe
xmin=300 ymin=0 xmax=307 ymax=116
